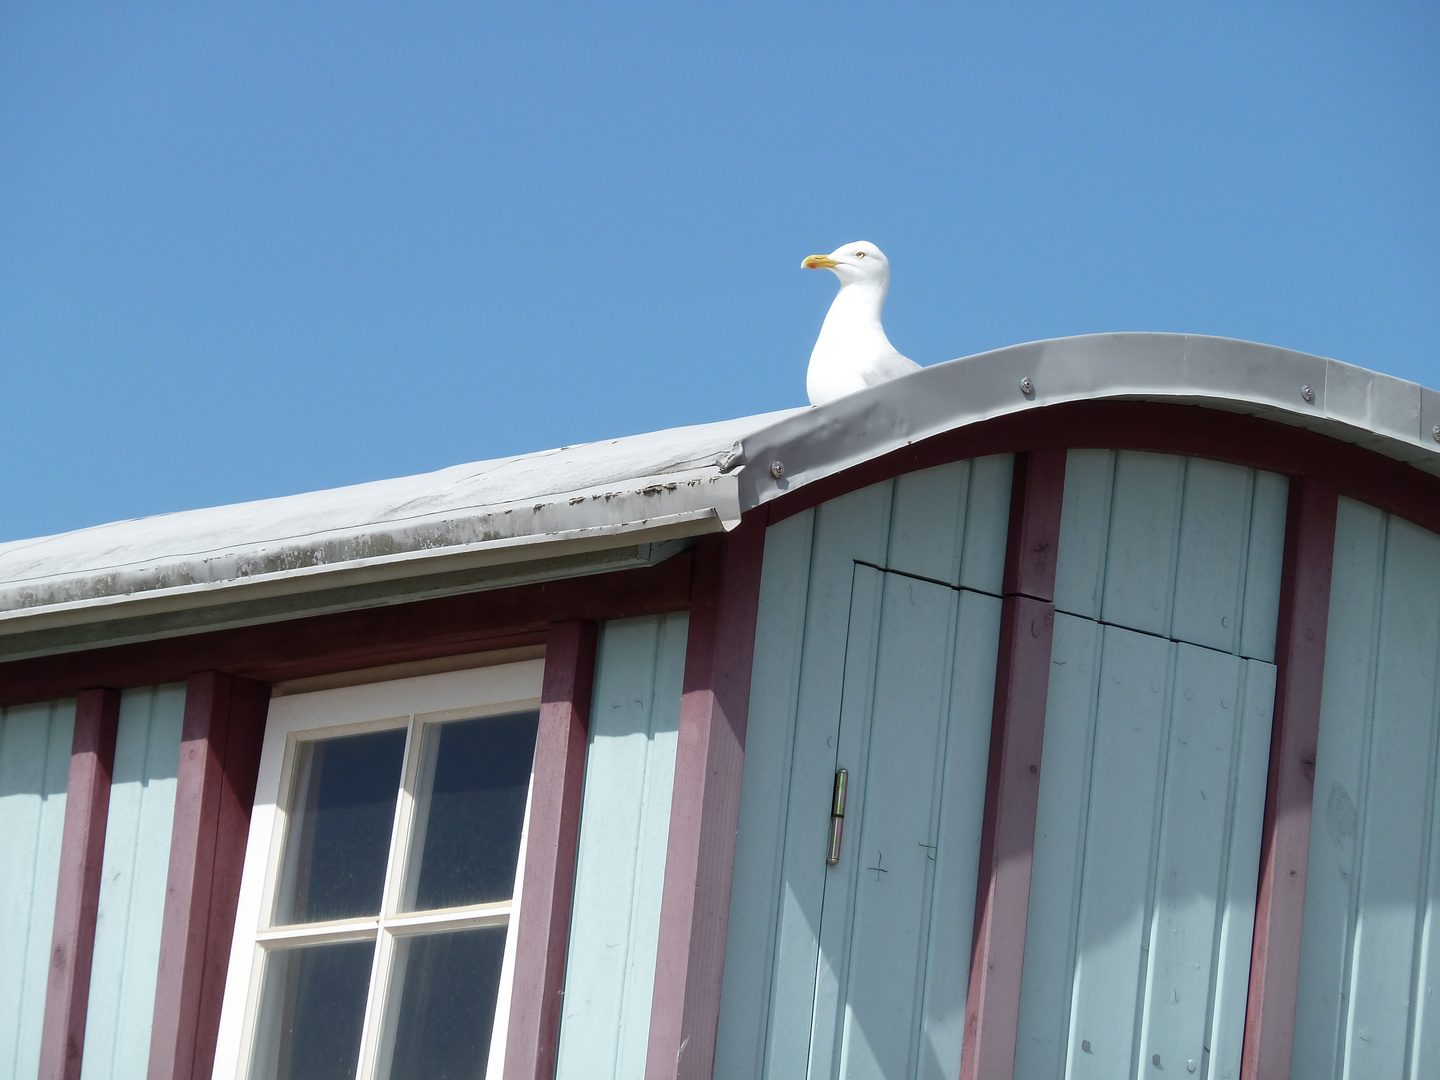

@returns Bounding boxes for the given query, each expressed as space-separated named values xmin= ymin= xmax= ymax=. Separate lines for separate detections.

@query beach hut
xmin=3 ymin=332 xmax=1439 ymax=1080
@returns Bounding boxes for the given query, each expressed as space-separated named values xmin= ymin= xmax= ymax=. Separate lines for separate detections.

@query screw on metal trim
xmin=1433 ymin=425 xmax=1440 ymax=442
xmin=770 ymin=461 xmax=785 ymax=479
xmin=1020 ymin=376 xmax=1034 ymax=395
xmin=1301 ymin=384 xmax=1314 ymax=402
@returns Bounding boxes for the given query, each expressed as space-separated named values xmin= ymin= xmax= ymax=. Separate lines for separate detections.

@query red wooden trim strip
xmin=645 ymin=516 xmax=766 ymax=1080
xmin=1241 ymin=478 xmax=1338 ymax=1079
xmin=961 ymin=449 xmax=1066 ymax=1080
xmin=38 ymin=687 xmax=120 ymax=1080
xmin=148 ymin=672 xmax=270 ymax=1080
xmin=767 ymin=400 xmax=1440 ymax=539
xmin=0 ymin=550 xmax=692 ymax=709
xmin=504 ymin=620 xmax=598 ymax=1080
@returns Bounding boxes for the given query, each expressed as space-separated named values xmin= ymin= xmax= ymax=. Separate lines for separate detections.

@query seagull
xmin=801 ymin=241 xmax=920 ymax=406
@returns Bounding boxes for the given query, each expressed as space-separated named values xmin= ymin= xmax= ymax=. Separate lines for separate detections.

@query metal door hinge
xmin=827 ymin=768 xmax=848 ymax=866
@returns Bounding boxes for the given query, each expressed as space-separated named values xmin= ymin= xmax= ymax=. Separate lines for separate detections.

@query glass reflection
xmin=403 ymin=712 xmax=538 ymax=910
xmin=249 ymin=939 xmax=374 ymax=1080
xmin=378 ymin=926 xmax=509 ymax=1079
xmin=275 ymin=727 xmax=407 ymax=925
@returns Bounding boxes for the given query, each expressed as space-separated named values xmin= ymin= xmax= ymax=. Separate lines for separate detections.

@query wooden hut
xmin=3 ymin=332 xmax=1439 ymax=1080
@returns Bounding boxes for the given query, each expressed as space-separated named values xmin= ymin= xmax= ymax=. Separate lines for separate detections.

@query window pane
xmin=276 ymin=727 xmax=407 ymax=924
xmin=380 ymin=926 xmax=509 ymax=1079
xmin=249 ymin=939 xmax=374 ymax=1080
xmin=403 ymin=711 xmax=538 ymax=910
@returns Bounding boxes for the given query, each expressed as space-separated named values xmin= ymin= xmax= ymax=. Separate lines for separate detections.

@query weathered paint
xmin=713 ymin=456 xmax=1014 ymax=1080
xmin=1054 ymin=450 xmax=1289 ymax=660
xmin=78 ymin=685 xmax=185 ymax=1080
xmin=553 ymin=611 xmax=689 ymax=1080
xmin=0 ymin=698 xmax=75 ymax=1080
xmin=1292 ymin=499 xmax=1440 ymax=1080
xmin=1015 ymin=617 xmax=1275 ymax=1080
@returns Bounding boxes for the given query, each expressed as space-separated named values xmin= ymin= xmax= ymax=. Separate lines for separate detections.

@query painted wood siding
xmin=554 ymin=611 xmax=688 ymax=1080
xmin=714 ymin=456 xmax=1014 ymax=1080
xmin=0 ymin=698 xmax=75 ymax=1080
xmin=78 ymin=684 xmax=186 ymax=1080
xmin=1015 ymin=450 xmax=1288 ymax=1080
xmin=1292 ymin=499 xmax=1440 ymax=1080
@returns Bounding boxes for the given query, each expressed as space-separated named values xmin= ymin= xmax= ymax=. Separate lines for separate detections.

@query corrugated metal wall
xmin=554 ymin=611 xmax=689 ymax=1080
xmin=1293 ymin=499 xmax=1440 ymax=1080
xmin=80 ymin=684 xmax=186 ymax=1080
xmin=0 ymin=698 xmax=75 ymax=1080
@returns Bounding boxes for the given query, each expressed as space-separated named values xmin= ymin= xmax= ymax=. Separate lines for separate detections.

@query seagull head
xmin=801 ymin=241 xmax=890 ymax=289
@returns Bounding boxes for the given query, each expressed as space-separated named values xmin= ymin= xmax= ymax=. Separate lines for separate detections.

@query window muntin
xmin=215 ymin=661 xmax=545 ymax=1080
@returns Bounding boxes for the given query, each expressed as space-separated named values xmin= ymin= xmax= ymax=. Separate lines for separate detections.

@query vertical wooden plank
xmin=1170 ymin=458 xmax=1254 ymax=653
xmin=918 ymin=589 xmax=1003 ymax=1080
xmin=959 ymin=454 xmax=1015 ymax=596
xmin=38 ymin=689 xmax=120 ymax=1080
xmin=552 ymin=616 xmax=667 ymax=1080
xmin=1242 ymin=477 xmax=1340 ymax=1080
xmin=645 ymin=515 xmax=767 ymax=1080
xmin=713 ymin=510 xmax=815 ymax=1080
xmin=0 ymin=700 xmax=76 ymax=1080
xmin=1339 ymin=518 xmax=1440 ymax=1079
xmin=1053 ymin=449 xmax=1116 ymax=620
xmin=1290 ymin=498 xmax=1384 ymax=1080
xmin=147 ymin=672 xmax=270 ymax=1080
xmin=504 ymin=620 xmax=597 ymax=1080
xmin=1101 ymin=451 xmax=1185 ymax=637
xmin=1137 ymin=645 xmax=1244 ymax=1075
xmin=961 ymin=447 xmax=1066 ymax=1080
xmin=887 ymin=461 xmax=971 ymax=585
xmin=1014 ymin=613 xmax=1103 ymax=1080
xmin=1063 ymin=627 xmax=1172 ymax=1079
xmin=827 ymin=575 xmax=957 ymax=1079
xmin=1239 ymin=471 xmax=1291 ymax=663
xmin=1209 ymin=660 xmax=1278 ymax=1080
xmin=80 ymin=684 xmax=186 ymax=1080
xmin=761 ymin=483 xmax=893 ymax=1080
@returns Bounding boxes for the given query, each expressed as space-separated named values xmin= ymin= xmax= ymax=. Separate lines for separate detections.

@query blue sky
xmin=2 ymin=3 xmax=1436 ymax=543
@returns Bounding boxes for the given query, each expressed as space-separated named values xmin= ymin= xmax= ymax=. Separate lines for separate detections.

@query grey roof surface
xmin=3 ymin=333 xmax=1437 ymax=657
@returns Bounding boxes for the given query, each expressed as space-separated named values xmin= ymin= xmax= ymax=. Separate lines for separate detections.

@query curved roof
xmin=2 ymin=333 xmax=1437 ymax=654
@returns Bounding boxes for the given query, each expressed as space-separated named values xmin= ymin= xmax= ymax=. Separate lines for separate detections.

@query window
xmin=213 ymin=661 xmax=545 ymax=1080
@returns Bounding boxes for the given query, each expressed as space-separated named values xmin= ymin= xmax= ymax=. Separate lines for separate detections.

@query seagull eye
xmin=855 ymin=251 xmax=866 ymax=258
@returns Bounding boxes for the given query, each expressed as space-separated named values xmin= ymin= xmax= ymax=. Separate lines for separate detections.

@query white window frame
xmin=211 ymin=659 xmax=546 ymax=1080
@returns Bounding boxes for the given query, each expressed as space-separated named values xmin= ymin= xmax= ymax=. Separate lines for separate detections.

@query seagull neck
xmin=833 ymin=278 xmax=887 ymax=318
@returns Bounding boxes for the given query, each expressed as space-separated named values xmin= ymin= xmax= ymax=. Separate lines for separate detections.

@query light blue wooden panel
xmin=1292 ymin=498 xmax=1385 ymax=1080
xmin=958 ymin=454 xmax=1014 ymax=595
xmin=80 ymin=684 xmax=186 ymax=1080
xmin=808 ymin=567 xmax=999 ymax=1080
xmin=887 ymin=462 xmax=971 ymax=585
xmin=714 ymin=509 xmax=816 ymax=1080
xmin=0 ymin=698 xmax=75 ymax=1080
xmin=1053 ymin=450 xmax=1116 ymax=620
xmin=1018 ymin=622 xmax=1276 ymax=1080
xmin=554 ymin=611 xmax=688 ymax=1080
xmin=883 ymin=454 xmax=1013 ymax=594
xmin=1054 ymin=449 xmax=1288 ymax=661
xmin=753 ymin=482 xmax=894 ymax=1080
xmin=1292 ymin=500 xmax=1440 ymax=1080
xmin=1016 ymin=613 xmax=1103 ymax=1080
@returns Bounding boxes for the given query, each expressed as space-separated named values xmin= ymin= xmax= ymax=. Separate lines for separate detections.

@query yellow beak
xmin=802 ymin=254 xmax=840 ymax=270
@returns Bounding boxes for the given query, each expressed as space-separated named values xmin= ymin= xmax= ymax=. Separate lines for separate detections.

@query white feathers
xmin=801 ymin=240 xmax=920 ymax=406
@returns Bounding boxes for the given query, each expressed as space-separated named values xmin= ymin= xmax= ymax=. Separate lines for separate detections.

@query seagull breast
xmin=802 ymin=241 xmax=920 ymax=407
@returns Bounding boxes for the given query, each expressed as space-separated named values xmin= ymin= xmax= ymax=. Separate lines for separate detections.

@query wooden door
xmin=803 ymin=565 xmax=999 ymax=1080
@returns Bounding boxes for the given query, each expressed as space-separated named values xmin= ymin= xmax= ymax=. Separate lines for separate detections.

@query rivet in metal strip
xmin=770 ymin=461 xmax=785 ymax=479
xmin=1020 ymin=376 xmax=1034 ymax=396
xmin=1301 ymin=384 xmax=1314 ymax=402
xmin=1433 ymin=425 xmax=1440 ymax=443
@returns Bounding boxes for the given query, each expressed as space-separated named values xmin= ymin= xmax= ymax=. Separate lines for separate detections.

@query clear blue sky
xmin=2 ymin=3 xmax=1436 ymax=543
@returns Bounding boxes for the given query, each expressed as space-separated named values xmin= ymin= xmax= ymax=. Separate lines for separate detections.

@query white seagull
xmin=802 ymin=240 xmax=920 ymax=406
